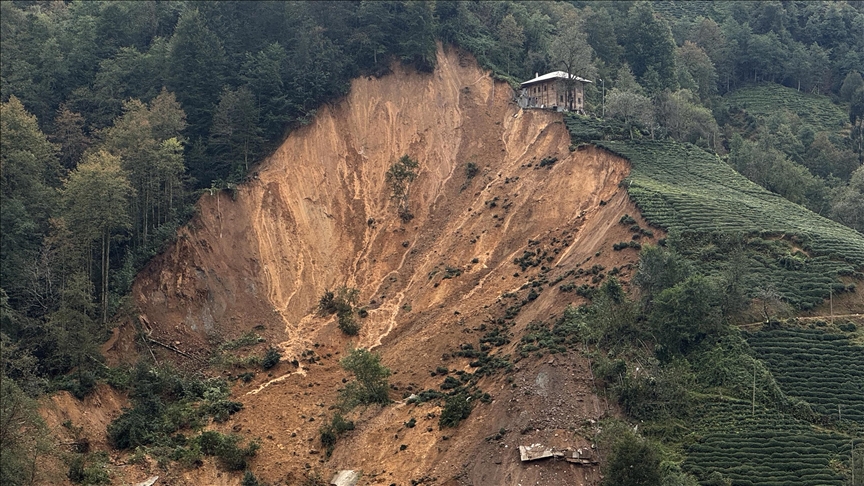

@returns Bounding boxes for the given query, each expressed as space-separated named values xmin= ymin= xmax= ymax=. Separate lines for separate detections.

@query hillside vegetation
xmin=555 ymin=135 xmax=864 ymax=485
xmin=2 ymin=1 xmax=864 ymax=485
xmin=597 ymin=140 xmax=864 ymax=310
xmin=684 ymin=397 xmax=853 ymax=485
xmin=722 ymin=84 xmax=849 ymax=134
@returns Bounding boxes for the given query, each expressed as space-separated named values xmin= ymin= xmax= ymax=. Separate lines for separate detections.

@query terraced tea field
xmin=595 ymin=140 xmax=864 ymax=309
xmin=746 ymin=327 xmax=864 ymax=424
xmin=684 ymin=398 xmax=855 ymax=486
xmin=722 ymin=84 xmax=849 ymax=133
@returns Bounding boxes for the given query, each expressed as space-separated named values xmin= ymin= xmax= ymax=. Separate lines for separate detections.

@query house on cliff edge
xmin=517 ymin=71 xmax=591 ymax=113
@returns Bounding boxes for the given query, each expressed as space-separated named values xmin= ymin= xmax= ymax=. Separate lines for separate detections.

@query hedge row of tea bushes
xmin=722 ymin=84 xmax=849 ymax=134
xmin=746 ymin=327 xmax=864 ymax=425
xmin=595 ymin=139 xmax=864 ymax=309
xmin=683 ymin=397 xmax=853 ymax=485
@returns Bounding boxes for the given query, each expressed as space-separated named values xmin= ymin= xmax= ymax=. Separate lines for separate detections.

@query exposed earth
xmin=47 ymin=46 xmax=661 ymax=485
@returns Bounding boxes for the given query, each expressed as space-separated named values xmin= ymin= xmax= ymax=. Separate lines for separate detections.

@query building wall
xmin=519 ymin=79 xmax=585 ymax=112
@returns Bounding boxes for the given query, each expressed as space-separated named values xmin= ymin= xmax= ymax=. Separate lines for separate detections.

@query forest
xmin=1 ymin=1 xmax=863 ymax=485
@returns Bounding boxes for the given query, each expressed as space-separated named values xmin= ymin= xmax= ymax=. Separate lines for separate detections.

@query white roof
xmin=520 ymin=71 xmax=592 ymax=87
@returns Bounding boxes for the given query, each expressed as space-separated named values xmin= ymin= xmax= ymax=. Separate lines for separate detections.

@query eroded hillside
xmin=128 ymin=46 xmax=656 ymax=485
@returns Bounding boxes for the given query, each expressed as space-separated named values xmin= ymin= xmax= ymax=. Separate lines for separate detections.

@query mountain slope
xmin=598 ymin=140 xmax=864 ymax=312
xmin=128 ymin=46 xmax=654 ymax=484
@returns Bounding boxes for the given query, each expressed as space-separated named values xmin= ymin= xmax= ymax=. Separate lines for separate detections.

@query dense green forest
xmin=1 ymin=1 xmax=863 ymax=485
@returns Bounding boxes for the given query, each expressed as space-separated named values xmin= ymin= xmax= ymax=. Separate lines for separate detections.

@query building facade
xmin=517 ymin=71 xmax=591 ymax=113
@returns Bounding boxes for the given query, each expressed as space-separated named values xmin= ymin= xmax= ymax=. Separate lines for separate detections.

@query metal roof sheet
xmin=520 ymin=71 xmax=592 ymax=87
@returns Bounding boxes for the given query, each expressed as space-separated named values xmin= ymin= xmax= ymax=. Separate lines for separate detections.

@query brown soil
xmin=98 ymin=45 xmax=658 ymax=485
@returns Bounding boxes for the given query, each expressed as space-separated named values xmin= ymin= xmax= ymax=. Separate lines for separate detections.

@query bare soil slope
xmin=130 ymin=46 xmax=656 ymax=485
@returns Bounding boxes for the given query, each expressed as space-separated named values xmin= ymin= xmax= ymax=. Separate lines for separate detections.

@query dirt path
xmin=738 ymin=314 xmax=864 ymax=330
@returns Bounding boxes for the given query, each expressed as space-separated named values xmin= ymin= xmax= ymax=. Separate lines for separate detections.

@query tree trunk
xmin=102 ymin=231 xmax=109 ymax=325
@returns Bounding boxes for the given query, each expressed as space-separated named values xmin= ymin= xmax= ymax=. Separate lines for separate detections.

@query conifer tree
xmin=166 ymin=8 xmax=226 ymax=141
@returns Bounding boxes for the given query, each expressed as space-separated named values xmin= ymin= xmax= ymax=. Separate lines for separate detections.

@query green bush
xmin=67 ymin=453 xmax=110 ymax=485
xmin=241 ymin=471 xmax=261 ymax=486
xmin=387 ymin=155 xmax=419 ymax=221
xmin=107 ymin=399 xmax=164 ymax=449
xmin=604 ymin=432 xmax=662 ymax=486
xmin=319 ymin=413 xmax=355 ymax=457
xmin=202 ymin=397 xmax=243 ymax=423
xmin=439 ymin=393 xmax=473 ymax=428
xmin=465 ymin=162 xmax=479 ymax=180
xmin=620 ymin=214 xmax=637 ymax=225
xmin=440 ymin=376 xmax=461 ymax=390
xmin=339 ymin=348 xmax=391 ymax=409
xmin=261 ymin=346 xmax=281 ymax=370
xmin=193 ymin=431 xmax=259 ymax=471
xmin=107 ymin=363 xmax=243 ymax=450
xmin=649 ymin=275 xmax=722 ymax=359
xmin=337 ymin=312 xmax=360 ymax=335
xmin=319 ymin=287 xmax=362 ymax=335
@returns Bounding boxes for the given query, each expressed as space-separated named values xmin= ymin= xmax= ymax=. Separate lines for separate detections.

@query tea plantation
xmin=746 ymin=327 xmax=864 ymax=425
xmin=722 ymin=84 xmax=849 ymax=133
xmin=595 ymin=139 xmax=864 ymax=310
xmin=684 ymin=397 xmax=855 ymax=486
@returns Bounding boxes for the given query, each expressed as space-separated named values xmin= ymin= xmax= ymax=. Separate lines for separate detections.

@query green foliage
xmin=260 ymin=346 xmax=281 ymax=370
xmin=439 ymin=392 xmax=474 ymax=428
xmin=728 ymin=135 xmax=829 ymax=213
xmin=621 ymin=2 xmax=677 ymax=93
xmin=654 ymin=89 xmax=719 ymax=148
xmin=107 ymin=363 xmax=242 ymax=450
xmin=615 ymin=360 xmax=694 ymax=421
xmin=63 ymin=149 xmax=135 ymax=324
xmin=339 ymin=348 xmax=391 ymax=409
xmin=0 ymin=374 xmax=53 ymax=485
xmin=690 ymin=333 xmax=788 ymax=411
xmin=830 ymin=165 xmax=864 ymax=234
xmin=0 ymin=96 xmax=60 ymax=306
xmin=567 ymin=109 xmax=639 ymax=142
xmin=633 ymin=245 xmax=692 ymax=305
xmin=100 ymin=90 xmax=187 ymax=256
xmin=165 ymin=7 xmax=226 ymax=141
xmin=650 ymin=275 xmax=722 ymax=359
xmin=193 ymin=431 xmax=259 ymax=471
xmin=386 ymin=155 xmax=419 ymax=222
xmin=682 ymin=398 xmax=852 ymax=486
xmin=603 ymin=430 xmax=662 ymax=486
xmin=219 ymin=332 xmax=264 ymax=351
xmin=209 ymin=86 xmax=263 ymax=178
xmin=606 ymin=89 xmax=654 ymax=139
xmin=599 ymin=140 xmax=864 ymax=310
xmin=746 ymin=327 xmax=864 ymax=424
xmin=465 ymin=162 xmax=479 ymax=180
xmin=67 ymin=452 xmax=110 ymax=485
xmin=722 ymin=84 xmax=848 ymax=134
xmin=319 ymin=413 xmax=355 ymax=457
xmin=318 ymin=286 xmax=361 ymax=335
xmin=241 ymin=471 xmax=261 ymax=486
xmin=591 ymin=278 xmax=642 ymax=350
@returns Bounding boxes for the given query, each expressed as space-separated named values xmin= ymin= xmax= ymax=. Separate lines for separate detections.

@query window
xmin=578 ymin=97 xmax=581 ymax=104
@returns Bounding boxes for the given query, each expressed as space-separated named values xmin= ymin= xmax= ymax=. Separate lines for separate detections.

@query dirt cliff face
xmin=131 ymin=46 xmax=657 ymax=485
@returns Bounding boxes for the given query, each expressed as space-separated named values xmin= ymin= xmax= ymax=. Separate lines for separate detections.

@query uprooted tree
xmin=318 ymin=286 xmax=361 ymax=335
xmin=386 ymin=155 xmax=419 ymax=222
